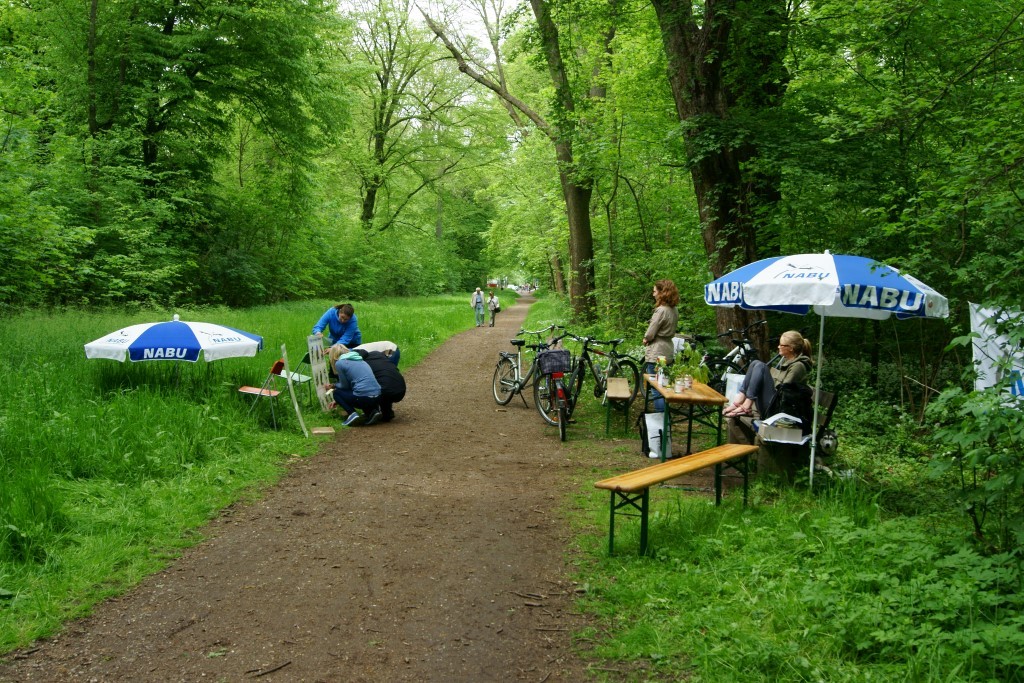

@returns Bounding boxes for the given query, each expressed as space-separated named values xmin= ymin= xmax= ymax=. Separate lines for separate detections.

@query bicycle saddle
xmin=510 ymin=339 xmax=526 ymax=347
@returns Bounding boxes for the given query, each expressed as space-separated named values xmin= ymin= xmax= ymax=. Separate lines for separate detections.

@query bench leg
xmin=608 ymin=490 xmax=616 ymax=554
xmin=713 ymin=455 xmax=752 ymax=507
xmin=742 ymin=455 xmax=749 ymax=506
xmin=714 ymin=462 xmax=723 ymax=505
xmin=608 ymin=488 xmax=651 ymax=555
xmin=639 ymin=488 xmax=650 ymax=555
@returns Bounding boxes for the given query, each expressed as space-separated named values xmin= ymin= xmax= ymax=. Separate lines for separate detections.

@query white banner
xmin=970 ymin=303 xmax=1024 ymax=395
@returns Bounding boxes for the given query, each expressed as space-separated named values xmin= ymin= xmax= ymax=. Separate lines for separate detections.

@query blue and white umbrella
xmin=84 ymin=314 xmax=263 ymax=363
xmin=705 ymin=251 xmax=949 ymax=485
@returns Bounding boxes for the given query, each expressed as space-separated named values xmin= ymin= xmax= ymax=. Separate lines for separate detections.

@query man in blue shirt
xmin=312 ymin=303 xmax=362 ymax=347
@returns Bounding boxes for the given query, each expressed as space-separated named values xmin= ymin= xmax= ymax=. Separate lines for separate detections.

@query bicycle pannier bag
xmin=537 ymin=349 xmax=571 ymax=375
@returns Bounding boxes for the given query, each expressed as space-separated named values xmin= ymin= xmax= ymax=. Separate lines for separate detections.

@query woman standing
xmin=643 ymin=279 xmax=680 ymax=411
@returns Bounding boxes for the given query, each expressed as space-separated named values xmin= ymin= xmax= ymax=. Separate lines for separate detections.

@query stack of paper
xmin=757 ymin=413 xmax=810 ymax=444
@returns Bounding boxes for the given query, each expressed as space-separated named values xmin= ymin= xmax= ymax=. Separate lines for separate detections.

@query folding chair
xmin=239 ymin=360 xmax=285 ymax=428
xmin=273 ymin=352 xmax=314 ymax=405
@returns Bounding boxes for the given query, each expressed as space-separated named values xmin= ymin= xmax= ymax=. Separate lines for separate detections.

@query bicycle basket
xmin=537 ymin=349 xmax=571 ymax=375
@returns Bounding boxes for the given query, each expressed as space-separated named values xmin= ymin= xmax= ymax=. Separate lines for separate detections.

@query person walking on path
xmin=487 ymin=291 xmax=500 ymax=327
xmin=471 ymin=287 xmax=485 ymax=327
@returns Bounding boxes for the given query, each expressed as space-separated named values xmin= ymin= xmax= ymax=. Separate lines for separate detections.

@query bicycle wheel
xmin=492 ymin=357 xmax=517 ymax=405
xmin=534 ymin=374 xmax=560 ymax=426
xmin=705 ymin=359 xmax=742 ymax=397
xmin=607 ymin=357 xmax=641 ymax=406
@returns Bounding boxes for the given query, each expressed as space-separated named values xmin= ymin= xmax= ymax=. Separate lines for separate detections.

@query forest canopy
xmin=2 ymin=0 xmax=1023 ymax=348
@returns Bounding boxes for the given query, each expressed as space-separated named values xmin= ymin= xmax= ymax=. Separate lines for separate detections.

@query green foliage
xmin=927 ymin=383 xmax=1024 ymax=553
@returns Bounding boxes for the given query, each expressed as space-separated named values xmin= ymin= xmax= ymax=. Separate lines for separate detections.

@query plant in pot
xmin=672 ymin=343 xmax=709 ymax=389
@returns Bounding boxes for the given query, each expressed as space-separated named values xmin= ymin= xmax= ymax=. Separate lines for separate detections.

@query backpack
xmin=766 ymin=382 xmax=814 ymax=434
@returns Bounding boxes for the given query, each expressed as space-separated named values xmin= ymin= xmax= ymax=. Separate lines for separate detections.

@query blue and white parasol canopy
xmin=84 ymin=314 xmax=263 ymax=363
xmin=704 ymin=252 xmax=949 ymax=487
xmin=704 ymin=252 xmax=948 ymax=320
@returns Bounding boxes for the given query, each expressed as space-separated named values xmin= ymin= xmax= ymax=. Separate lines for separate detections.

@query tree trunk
xmin=651 ymin=0 xmax=789 ymax=339
xmin=550 ymin=250 xmax=566 ymax=294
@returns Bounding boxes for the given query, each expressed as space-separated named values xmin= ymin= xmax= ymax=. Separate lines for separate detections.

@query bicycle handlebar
xmin=518 ymin=324 xmax=561 ymax=337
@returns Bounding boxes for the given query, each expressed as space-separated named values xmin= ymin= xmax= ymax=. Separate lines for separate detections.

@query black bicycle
xmin=684 ymin=319 xmax=767 ymax=396
xmin=533 ymin=331 xmax=574 ymax=440
xmin=491 ymin=324 xmax=561 ymax=406
xmin=534 ymin=333 xmax=642 ymax=439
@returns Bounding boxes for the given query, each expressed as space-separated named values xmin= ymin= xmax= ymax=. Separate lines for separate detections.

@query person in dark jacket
xmin=355 ymin=348 xmax=406 ymax=422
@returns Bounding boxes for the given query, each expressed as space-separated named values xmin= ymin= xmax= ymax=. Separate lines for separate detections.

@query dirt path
xmin=0 ymin=297 xmax=605 ymax=682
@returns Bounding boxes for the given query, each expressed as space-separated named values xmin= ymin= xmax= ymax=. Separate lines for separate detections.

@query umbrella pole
xmin=809 ymin=314 xmax=825 ymax=490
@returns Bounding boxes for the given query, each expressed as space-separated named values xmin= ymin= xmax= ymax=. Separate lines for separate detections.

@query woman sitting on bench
xmin=725 ymin=330 xmax=812 ymax=417
xmin=725 ymin=330 xmax=812 ymax=446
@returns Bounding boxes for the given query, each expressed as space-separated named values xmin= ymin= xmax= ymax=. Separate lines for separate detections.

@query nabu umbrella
xmin=84 ymin=314 xmax=263 ymax=363
xmin=705 ymin=251 xmax=949 ymax=486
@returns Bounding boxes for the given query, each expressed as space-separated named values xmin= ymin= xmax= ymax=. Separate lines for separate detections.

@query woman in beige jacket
xmin=643 ymin=279 xmax=680 ymax=411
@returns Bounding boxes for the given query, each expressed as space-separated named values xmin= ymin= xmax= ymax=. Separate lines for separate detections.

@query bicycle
xmin=533 ymin=331 xmax=574 ymax=440
xmin=534 ymin=333 xmax=642 ymax=439
xmin=491 ymin=324 xmax=561 ymax=406
xmin=684 ymin=319 xmax=767 ymax=396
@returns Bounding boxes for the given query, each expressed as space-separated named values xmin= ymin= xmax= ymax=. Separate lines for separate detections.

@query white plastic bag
xmin=643 ymin=412 xmax=671 ymax=458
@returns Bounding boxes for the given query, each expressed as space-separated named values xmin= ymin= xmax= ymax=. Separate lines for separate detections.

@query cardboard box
xmin=758 ymin=413 xmax=810 ymax=445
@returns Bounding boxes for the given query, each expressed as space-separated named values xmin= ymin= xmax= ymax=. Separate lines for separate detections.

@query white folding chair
xmin=273 ymin=352 xmax=314 ymax=405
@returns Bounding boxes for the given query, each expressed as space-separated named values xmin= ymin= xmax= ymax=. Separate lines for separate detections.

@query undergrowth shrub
xmin=578 ymin=481 xmax=1024 ymax=681
xmin=927 ymin=382 xmax=1024 ymax=553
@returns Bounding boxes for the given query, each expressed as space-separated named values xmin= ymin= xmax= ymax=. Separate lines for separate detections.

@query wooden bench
xmin=594 ymin=443 xmax=759 ymax=554
xmin=604 ymin=377 xmax=633 ymax=435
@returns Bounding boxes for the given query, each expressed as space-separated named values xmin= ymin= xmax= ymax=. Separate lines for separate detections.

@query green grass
xmin=6 ymin=292 xmax=1020 ymax=681
xmin=0 ymin=294 xmax=494 ymax=652
xmin=570 ymin=451 xmax=1024 ymax=682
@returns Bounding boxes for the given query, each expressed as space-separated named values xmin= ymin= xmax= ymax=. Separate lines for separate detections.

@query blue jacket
xmin=313 ymin=309 xmax=362 ymax=347
xmin=334 ymin=358 xmax=381 ymax=397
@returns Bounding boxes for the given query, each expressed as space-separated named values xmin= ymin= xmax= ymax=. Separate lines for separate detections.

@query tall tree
xmin=649 ymin=0 xmax=789 ymax=338
xmin=343 ymin=0 xmax=488 ymax=232
xmin=420 ymin=0 xmax=616 ymax=319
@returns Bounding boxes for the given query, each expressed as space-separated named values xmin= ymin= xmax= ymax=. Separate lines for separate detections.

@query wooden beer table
xmin=643 ymin=375 xmax=729 ymax=461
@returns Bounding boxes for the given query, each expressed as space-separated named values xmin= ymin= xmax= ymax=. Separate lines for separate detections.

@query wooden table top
xmin=643 ymin=374 xmax=728 ymax=406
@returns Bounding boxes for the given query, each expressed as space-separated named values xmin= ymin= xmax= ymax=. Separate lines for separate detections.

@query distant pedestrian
xmin=471 ymin=288 xmax=485 ymax=327
xmin=487 ymin=292 xmax=500 ymax=327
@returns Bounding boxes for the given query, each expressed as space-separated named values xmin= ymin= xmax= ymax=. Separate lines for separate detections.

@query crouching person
xmin=325 ymin=344 xmax=382 ymax=427
xmin=355 ymin=348 xmax=406 ymax=422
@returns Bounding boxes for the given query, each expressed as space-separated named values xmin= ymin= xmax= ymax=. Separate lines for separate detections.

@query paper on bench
xmin=758 ymin=413 xmax=810 ymax=444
